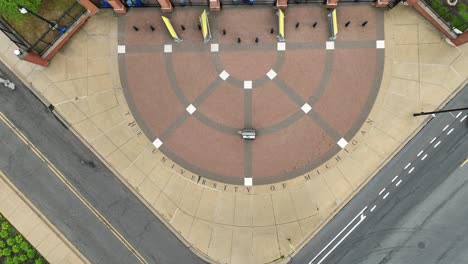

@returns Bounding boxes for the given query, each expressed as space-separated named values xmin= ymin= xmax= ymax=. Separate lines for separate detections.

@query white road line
xmin=434 ymin=141 xmax=441 ymax=148
xmin=379 ymin=188 xmax=386 ymax=195
xmin=308 ymin=207 xmax=367 ymax=264
xmin=461 ymin=115 xmax=467 ymax=122
xmin=417 ymin=150 xmax=423 ymax=157
xmin=383 ymin=192 xmax=390 ymax=200
xmin=456 ymin=112 xmax=462 ymax=118
xmin=404 ymin=163 xmax=411 ymax=170
xmin=421 ymin=154 xmax=428 ymax=161
xmin=408 ymin=167 xmax=415 ymax=174
xmin=391 ymin=175 xmax=399 ymax=183
xmin=315 ymin=215 xmax=366 ymax=264
xmin=447 ymin=128 xmax=454 ymax=135
xmin=443 ymin=124 xmax=449 ymax=131
xmin=396 ymin=179 xmax=402 ymax=187
xmin=430 ymin=137 xmax=437 ymax=144
xmin=370 ymin=205 xmax=377 ymax=212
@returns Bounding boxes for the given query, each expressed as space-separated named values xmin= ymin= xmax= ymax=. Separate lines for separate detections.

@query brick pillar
xmin=276 ymin=0 xmax=287 ymax=10
xmin=453 ymin=31 xmax=468 ymax=46
xmin=374 ymin=0 xmax=389 ymax=7
xmin=78 ymin=0 xmax=99 ymax=14
xmin=15 ymin=49 xmax=49 ymax=67
xmin=210 ymin=0 xmax=221 ymax=11
xmin=106 ymin=0 xmax=127 ymax=14
xmin=325 ymin=0 xmax=338 ymax=9
xmin=158 ymin=0 xmax=173 ymax=13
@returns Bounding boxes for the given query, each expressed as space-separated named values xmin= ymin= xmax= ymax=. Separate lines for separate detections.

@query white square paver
xmin=244 ymin=178 xmax=253 ymax=186
xmin=337 ymin=138 xmax=348 ymax=149
xmin=153 ymin=138 xmax=163 ymax=149
xmin=117 ymin=45 xmax=126 ymax=54
xmin=301 ymin=103 xmax=312 ymax=114
xmin=326 ymin=41 xmax=335 ymax=50
xmin=277 ymin=42 xmax=286 ymax=51
xmin=186 ymin=104 xmax=196 ymax=114
xmin=266 ymin=69 xmax=277 ymax=80
xmin=219 ymin=70 xmax=230 ymax=80
xmin=164 ymin=44 xmax=173 ymax=53
xmin=211 ymin=43 xmax=219 ymax=52
xmin=244 ymin=80 xmax=253 ymax=89
xmin=376 ymin=40 xmax=385 ymax=49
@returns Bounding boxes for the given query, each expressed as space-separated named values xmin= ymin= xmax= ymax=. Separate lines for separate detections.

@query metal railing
xmin=0 ymin=18 xmax=31 ymax=52
xmin=29 ymin=1 xmax=87 ymax=55
xmin=0 ymin=1 xmax=87 ymax=56
xmin=420 ymin=0 xmax=468 ymax=32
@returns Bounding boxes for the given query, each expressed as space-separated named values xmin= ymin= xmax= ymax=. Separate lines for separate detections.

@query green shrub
xmin=35 ymin=257 xmax=45 ymax=264
xmin=3 ymin=247 xmax=12 ymax=257
xmin=19 ymin=254 xmax=27 ymax=261
xmin=15 ymin=234 xmax=23 ymax=244
xmin=458 ymin=3 xmax=468 ymax=12
xmin=6 ymin=237 xmax=16 ymax=246
xmin=0 ymin=0 xmax=43 ymax=22
xmin=20 ymin=241 xmax=29 ymax=251
xmin=2 ymin=221 xmax=11 ymax=231
xmin=12 ymin=244 xmax=20 ymax=253
xmin=0 ymin=240 xmax=5 ymax=248
xmin=431 ymin=0 xmax=443 ymax=9
xmin=27 ymin=248 xmax=36 ymax=259
xmin=0 ymin=229 xmax=9 ymax=238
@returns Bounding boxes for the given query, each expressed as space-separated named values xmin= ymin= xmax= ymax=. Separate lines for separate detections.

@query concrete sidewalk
xmin=0 ymin=4 xmax=467 ymax=264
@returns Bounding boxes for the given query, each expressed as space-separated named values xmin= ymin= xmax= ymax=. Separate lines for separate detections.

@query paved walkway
xmin=120 ymin=5 xmax=384 ymax=185
xmin=0 ymin=3 xmax=467 ymax=264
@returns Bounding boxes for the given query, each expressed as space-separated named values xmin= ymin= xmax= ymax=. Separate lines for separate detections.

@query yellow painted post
xmin=162 ymin=16 xmax=182 ymax=43
xmin=199 ymin=10 xmax=211 ymax=43
xmin=328 ymin=9 xmax=338 ymax=40
xmin=277 ymin=9 xmax=285 ymax=42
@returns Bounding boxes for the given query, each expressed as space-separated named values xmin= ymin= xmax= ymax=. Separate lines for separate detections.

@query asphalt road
xmin=291 ymin=85 xmax=468 ymax=264
xmin=0 ymin=62 xmax=205 ymax=264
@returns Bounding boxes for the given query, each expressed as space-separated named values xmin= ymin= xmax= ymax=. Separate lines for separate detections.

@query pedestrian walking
xmin=149 ymin=25 xmax=155 ymax=31
xmin=313 ymin=22 xmax=317 ymax=28
xmin=295 ymin=22 xmax=300 ymax=28
xmin=181 ymin=25 xmax=186 ymax=31
xmin=270 ymin=28 xmax=274 ymax=34
xmin=255 ymin=37 xmax=259 ymax=43
xmin=222 ymin=29 xmax=226 ymax=35
xmin=345 ymin=21 xmax=350 ymax=27
xmin=361 ymin=21 xmax=368 ymax=27
xmin=133 ymin=26 xmax=139 ymax=31
xmin=237 ymin=37 xmax=241 ymax=43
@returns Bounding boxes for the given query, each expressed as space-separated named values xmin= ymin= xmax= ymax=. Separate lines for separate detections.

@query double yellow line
xmin=0 ymin=112 xmax=148 ymax=264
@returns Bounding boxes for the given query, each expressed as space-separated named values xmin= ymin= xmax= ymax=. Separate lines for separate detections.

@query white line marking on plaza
xmin=447 ymin=128 xmax=454 ymax=135
xmin=421 ymin=154 xmax=428 ymax=161
xmin=308 ymin=207 xmax=367 ymax=264
xmin=408 ymin=167 xmax=415 ymax=174
xmin=461 ymin=115 xmax=467 ymax=122
xmin=430 ymin=137 xmax=437 ymax=144
xmin=383 ymin=192 xmax=390 ymax=200
xmin=370 ymin=205 xmax=377 ymax=212
xmin=379 ymin=188 xmax=386 ymax=195
xmin=396 ymin=179 xmax=402 ymax=187
xmin=315 ymin=214 xmax=366 ymax=264
xmin=392 ymin=175 xmax=399 ymax=183
xmin=404 ymin=163 xmax=411 ymax=170
xmin=417 ymin=150 xmax=423 ymax=157
xmin=456 ymin=112 xmax=462 ymax=118
xmin=443 ymin=124 xmax=449 ymax=131
xmin=434 ymin=141 xmax=441 ymax=148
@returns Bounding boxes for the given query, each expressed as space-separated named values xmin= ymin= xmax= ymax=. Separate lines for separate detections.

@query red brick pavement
xmin=120 ymin=5 xmax=384 ymax=185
